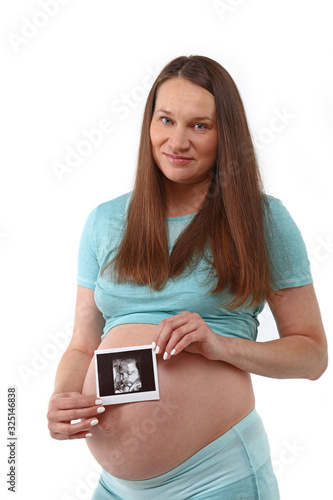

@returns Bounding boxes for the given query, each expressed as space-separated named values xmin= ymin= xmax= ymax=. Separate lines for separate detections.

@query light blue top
xmin=77 ymin=192 xmax=313 ymax=340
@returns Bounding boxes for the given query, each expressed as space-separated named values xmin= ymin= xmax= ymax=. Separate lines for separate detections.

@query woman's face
xmin=150 ymin=77 xmax=218 ymax=188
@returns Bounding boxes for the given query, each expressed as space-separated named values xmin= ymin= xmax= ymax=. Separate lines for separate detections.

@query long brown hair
xmin=101 ymin=55 xmax=283 ymax=310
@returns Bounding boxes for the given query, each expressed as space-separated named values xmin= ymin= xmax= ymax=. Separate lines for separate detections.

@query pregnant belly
xmin=82 ymin=323 xmax=255 ymax=480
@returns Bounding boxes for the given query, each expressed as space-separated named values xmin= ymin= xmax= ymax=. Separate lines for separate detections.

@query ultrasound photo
xmin=94 ymin=345 xmax=159 ymax=405
xmin=113 ymin=357 xmax=142 ymax=394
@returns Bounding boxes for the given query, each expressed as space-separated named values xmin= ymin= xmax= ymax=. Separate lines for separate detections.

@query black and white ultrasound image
xmin=113 ymin=357 xmax=143 ymax=393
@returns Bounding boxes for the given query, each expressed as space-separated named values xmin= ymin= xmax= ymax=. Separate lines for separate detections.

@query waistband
xmin=98 ymin=408 xmax=273 ymax=499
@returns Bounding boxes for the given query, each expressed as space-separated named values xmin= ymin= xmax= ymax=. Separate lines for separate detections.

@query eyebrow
xmin=154 ymin=108 xmax=215 ymax=122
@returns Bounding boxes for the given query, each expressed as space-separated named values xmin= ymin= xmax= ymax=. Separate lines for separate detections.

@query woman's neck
xmin=163 ymin=180 xmax=210 ymax=217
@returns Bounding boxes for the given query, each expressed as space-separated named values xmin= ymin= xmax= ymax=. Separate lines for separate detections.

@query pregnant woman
xmin=47 ymin=55 xmax=328 ymax=499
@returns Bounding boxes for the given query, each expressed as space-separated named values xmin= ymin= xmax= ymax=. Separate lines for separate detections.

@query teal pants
xmin=91 ymin=408 xmax=280 ymax=499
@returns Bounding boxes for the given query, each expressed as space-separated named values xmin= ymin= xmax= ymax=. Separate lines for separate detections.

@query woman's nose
xmin=168 ymin=126 xmax=190 ymax=152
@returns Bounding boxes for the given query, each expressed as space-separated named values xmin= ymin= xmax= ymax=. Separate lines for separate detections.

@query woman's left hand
xmin=152 ymin=311 xmax=221 ymax=361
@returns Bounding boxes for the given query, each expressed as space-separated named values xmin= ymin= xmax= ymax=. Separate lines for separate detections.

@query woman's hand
xmin=47 ymin=392 xmax=105 ymax=440
xmin=152 ymin=311 xmax=221 ymax=361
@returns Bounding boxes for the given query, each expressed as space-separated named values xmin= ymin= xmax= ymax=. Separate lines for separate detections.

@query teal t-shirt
xmin=77 ymin=192 xmax=313 ymax=340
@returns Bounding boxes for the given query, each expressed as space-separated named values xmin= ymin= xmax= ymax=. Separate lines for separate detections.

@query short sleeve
xmin=264 ymin=196 xmax=313 ymax=290
xmin=77 ymin=207 xmax=99 ymax=290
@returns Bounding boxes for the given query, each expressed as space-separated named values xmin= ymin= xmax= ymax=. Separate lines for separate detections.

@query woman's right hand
xmin=47 ymin=392 xmax=105 ymax=440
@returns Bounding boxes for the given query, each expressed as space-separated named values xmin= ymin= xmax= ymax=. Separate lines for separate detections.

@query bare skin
xmin=81 ymin=323 xmax=255 ymax=480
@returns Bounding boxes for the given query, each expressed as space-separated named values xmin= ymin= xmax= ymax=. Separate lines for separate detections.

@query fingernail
xmin=90 ymin=419 xmax=99 ymax=426
xmin=155 ymin=346 xmax=160 ymax=354
xmin=171 ymin=348 xmax=176 ymax=356
xmin=85 ymin=433 xmax=92 ymax=438
xmin=163 ymin=352 xmax=168 ymax=360
xmin=152 ymin=341 xmax=156 ymax=350
xmin=97 ymin=406 xmax=105 ymax=414
xmin=95 ymin=399 xmax=103 ymax=405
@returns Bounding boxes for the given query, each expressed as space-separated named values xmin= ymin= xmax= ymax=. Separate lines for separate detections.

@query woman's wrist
xmin=208 ymin=333 xmax=233 ymax=362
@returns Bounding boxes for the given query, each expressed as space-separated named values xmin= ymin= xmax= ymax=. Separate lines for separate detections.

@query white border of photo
xmin=94 ymin=345 xmax=160 ymax=405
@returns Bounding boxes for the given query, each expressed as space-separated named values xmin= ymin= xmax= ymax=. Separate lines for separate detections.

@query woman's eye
xmin=161 ymin=117 xmax=172 ymax=124
xmin=194 ymin=123 xmax=207 ymax=130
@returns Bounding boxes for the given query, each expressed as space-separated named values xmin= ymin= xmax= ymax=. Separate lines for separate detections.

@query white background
xmin=1 ymin=1 xmax=332 ymax=499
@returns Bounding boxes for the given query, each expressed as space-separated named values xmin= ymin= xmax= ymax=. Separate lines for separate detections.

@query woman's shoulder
xmin=260 ymin=193 xmax=292 ymax=222
xmin=87 ymin=191 xmax=132 ymax=226
xmin=260 ymin=193 xmax=306 ymax=244
xmin=261 ymin=193 xmax=282 ymax=210
xmin=94 ymin=191 xmax=132 ymax=216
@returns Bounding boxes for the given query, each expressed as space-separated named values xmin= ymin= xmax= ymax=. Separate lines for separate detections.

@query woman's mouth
xmin=164 ymin=153 xmax=194 ymax=165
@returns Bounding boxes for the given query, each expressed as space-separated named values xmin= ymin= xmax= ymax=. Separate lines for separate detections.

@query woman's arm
xmin=152 ymin=284 xmax=328 ymax=380
xmin=47 ymin=286 xmax=106 ymax=440
xmin=51 ymin=345 xmax=95 ymax=396
xmin=51 ymin=285 xmax=105 ymax=394
xmin=215 ymin=284 xmax=328 ymax=380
